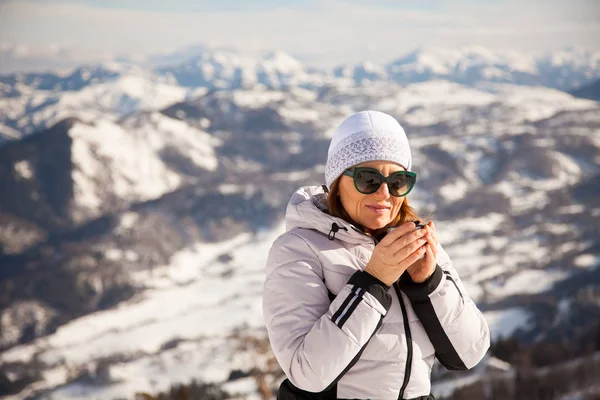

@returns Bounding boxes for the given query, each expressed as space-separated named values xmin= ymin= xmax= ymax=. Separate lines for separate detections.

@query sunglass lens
xmin=389 ymin=173 xmax=413 ymax=196
xmin=355 ymin=170 xmax=382 ymax=194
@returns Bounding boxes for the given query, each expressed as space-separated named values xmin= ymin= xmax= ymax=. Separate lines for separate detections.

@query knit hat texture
xmin=325 ymin=110 xmax=412 ymax=188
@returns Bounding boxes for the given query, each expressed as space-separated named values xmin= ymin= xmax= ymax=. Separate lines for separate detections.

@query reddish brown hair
xmin=327 ymin=177 xmax=423 ymax=237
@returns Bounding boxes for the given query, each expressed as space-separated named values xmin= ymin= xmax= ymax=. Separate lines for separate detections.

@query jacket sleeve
xmin=262 ymin=232 xmax=392 ymax=393
xmin=397 ymin=243 xmax=490 ymax=370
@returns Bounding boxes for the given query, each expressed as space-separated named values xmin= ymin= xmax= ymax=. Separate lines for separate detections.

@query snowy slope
xmin=2 ymin=227 xmax=280 ymax=400
xmin=317 ymin=80 xmax=598 ymax=127
xmin=1 ymin=67 xmax=599 ymax=399
xmin=68 ymin=113 xmax=219 ymax=222
xmin=157 ymin=49 xmax=328 ymax=90
xmin=1 ymin=217 xmax=565 ymax=399
xmin=3 ymin=45 xmax=600 ymax=144
xmin=329 ymin=46 xmax=600 ymax=90
xmin=387 ymin=46 xmax=536 ymax=81
xmin=0 ymin=73 xmax=191 ymax=138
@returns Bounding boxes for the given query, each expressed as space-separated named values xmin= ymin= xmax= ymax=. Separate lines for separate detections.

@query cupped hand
xmin=406 ymin=221 xmax=438 ymax=283
xmin=364 ymin=222 xmax=428 ymax=286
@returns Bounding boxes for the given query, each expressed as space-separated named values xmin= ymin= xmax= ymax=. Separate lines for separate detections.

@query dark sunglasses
xmin=342 ymin=167 xmax=417 ymax=197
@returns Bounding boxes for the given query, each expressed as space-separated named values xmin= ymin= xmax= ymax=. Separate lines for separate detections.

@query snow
xmin=485 ymin=356 xmax=513 ymax=372
xmin=540 ymin=47 xmax=600 ymax=69
xmin=509 ymin=150 xmax=582 ymax=193
xmin=70 ymin=120 xmax=181 ymax=214
xmin=0 ymin=225 xmax=285 ymax=399
xmin=233 ymin=90 xmax=285 ymax=109
xmin=471 ymin=265 xmax=509 ymax=284
xmin=462 ymin=281 xmax=484 ymax=303
xmin=389 ymin=46 xmax=540 ymax=78
xmin=486 ymin=269 xmax=569 ymax=299
xmin=574 ymin=254 xmax=599 ymax=269
xmin=553 ymin=298 xmax=572 ymax=327
xmin=2 ymin=47 xmax=599 ymax=398
xmin=432 ymin=373 xmax=483 ymax=399
xmin=147 ymin=112 xmax=220 ymax=170
xmin=218 ymin=183 xmax=243 ymax=195
xmin=2 ymin=71 xmax=189 ymax=136
xmin=360 ymin=61 xmax=385 ymax=74
xmin=222 ymin=377 xmax=261 ymax=399
xmin=14 ymin=160 xmax=33 ymax=179
xmin=262 ymin=51 xmax=304 ymax=74
xmin=0 ymin=123 xmax=21 ymax=139
xmin=490 ymin=84 xmax=597 ymax=122
xmin=434 ymin=214 xmax=505 ymax=255
xmin=271 ymin=170 xmax=313 ymax=182
xmin=545 ymin=223 xmax=575 ymax=235
xmin=59 ymin=74 xmax=187 ymax=113
xmin=500 ymin=184 xmax=551 ymax=214
xmin=105 ymin=248 xmax=139 ymax=262
xmin=68 ymin=114 xmax=220 ymax=220
xmin=484 ymin=307 xmax=531 ymax=341
xmin=558 ymin=204 xmax=585 ymax=214
xmin=347 ymin=79 xmax=600 ymax=128
xmin=70 ymin=142 xmax=108 ymax=215
xmin=438 ymin=178 xmax=469 ymax=202
xmin=199 ymin=117 xmax=211 ymax=129
xmin=481 ymin=66 xmax=510 ymax=80
xmin=160 ymin=48 xmax=328 ymax=90
xmin=117 ymin=212 xmax=139 ymax=232
xmin=398 ymin=80 xmax=495 ymax=110
xmin=0 ymin=301 xmax=57 ymax=350
xmin=278 ymin=106 xmax=320 ymax=123
xmin=452 ymin=213 xmax=505 ymax=234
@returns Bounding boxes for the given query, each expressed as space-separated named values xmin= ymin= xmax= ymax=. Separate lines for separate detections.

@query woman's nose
xmin=373 ymin=181 xmax=391 ymax=198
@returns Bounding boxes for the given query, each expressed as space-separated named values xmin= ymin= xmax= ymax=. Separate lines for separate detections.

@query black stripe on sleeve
xmin=409 ymin=297 xmax=468 ymax=371
xmin=443 ymin=271 xmax=464 ymax=300
xmin=331 ymin=286 xmax=359 ymax=324
xmin=337 ymin=289 xmax=365 ymax=328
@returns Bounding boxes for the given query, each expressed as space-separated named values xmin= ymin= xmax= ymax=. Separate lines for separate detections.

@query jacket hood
xmin=284 ymin=185 xmax=373 ymax=245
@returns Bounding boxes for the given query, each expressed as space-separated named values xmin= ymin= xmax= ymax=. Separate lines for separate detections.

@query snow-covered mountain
xmin=0 ymin=65 xmax=199 ymax=139
xmin=156 ymin=49 xmax=328 ymax=90
xmin=0 ymin=47 xmax=599 ymax=399
xmin=383 ymin=46 xmax=600 ymax=90
xmin=2 ymin=46 xmax=600 ymax=143
xmin=155 ymin=46 xmax=600 ymax=91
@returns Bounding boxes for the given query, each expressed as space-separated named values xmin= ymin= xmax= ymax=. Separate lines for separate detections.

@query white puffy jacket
xmin=263 ymin=186 xmax=490 ymax=399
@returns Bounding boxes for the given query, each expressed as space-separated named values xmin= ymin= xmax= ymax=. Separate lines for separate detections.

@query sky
xmin=0 ymin=0 xmax=599 ymax=73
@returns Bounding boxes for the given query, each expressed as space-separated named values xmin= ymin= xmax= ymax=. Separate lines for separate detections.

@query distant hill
xmin=570 ymin=78 xmax=600 ymax=101
xmin=0 ymin=54 xmax=600 ymax=398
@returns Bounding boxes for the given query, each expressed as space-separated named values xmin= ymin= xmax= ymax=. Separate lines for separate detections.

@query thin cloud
xmin=0 ymin=0 xmax=598 ymax=73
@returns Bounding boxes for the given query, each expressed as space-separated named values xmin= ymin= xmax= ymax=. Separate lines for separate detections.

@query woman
xmin=263 ymin=111 xmax=490 ymax=399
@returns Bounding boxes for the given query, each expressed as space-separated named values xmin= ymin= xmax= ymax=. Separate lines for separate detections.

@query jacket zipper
xmin=365 ymin=233 xmax=413 ymax=399
xmin=394 ymin=283 xmax=413 ymax=400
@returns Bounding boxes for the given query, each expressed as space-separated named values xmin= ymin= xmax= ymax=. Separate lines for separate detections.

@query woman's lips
xmin=366 ymin=205 xmax=390 ymax=214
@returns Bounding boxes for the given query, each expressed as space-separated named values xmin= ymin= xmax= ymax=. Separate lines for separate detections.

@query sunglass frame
xmin=342 ymin=167 xmax=417 ymax=197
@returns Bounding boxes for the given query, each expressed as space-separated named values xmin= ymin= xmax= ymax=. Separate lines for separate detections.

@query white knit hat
xmin=325 ymin=110 xmax=412 ymax=188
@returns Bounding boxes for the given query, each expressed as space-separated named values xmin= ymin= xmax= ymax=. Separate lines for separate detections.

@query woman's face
xmin=338 ymin=161 xmax=406 ymax=231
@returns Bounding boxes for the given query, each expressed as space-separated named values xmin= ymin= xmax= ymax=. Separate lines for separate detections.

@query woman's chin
xmin=363 ymin=218 xmax=390 ymax=231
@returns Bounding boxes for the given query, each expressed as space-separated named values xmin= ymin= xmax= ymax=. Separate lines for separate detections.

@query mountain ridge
xmin=0 ymin=49 xmax=599 ymax=398
xmin=2 ymin=46 xmax=599 ymax=92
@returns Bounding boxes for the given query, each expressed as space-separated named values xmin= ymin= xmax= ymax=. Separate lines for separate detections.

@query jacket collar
xmin=284 ymin=186 xmax=375 ymax=245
